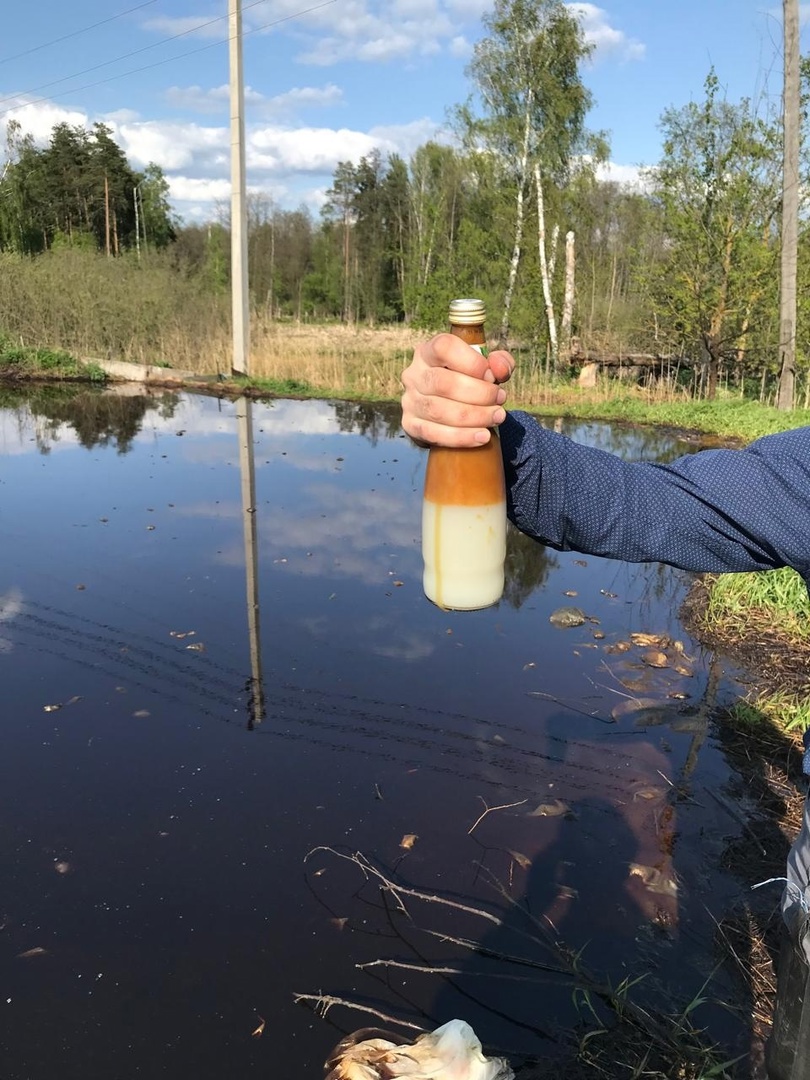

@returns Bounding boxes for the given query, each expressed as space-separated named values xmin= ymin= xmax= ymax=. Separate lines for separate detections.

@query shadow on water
xmin=0 ymin=392 xmax=804 ymax=1080
xmin=303 ymin=660 xmax=796 ymax=1079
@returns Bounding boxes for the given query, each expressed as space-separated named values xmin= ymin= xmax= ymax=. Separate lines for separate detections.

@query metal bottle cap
xmin=448 ymin=298 xmax=486 ymax=326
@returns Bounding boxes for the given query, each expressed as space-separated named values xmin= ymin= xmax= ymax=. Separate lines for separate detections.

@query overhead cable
xmin=0 ymin=0 xmax=161 ymax=67
xmin=0 ymin=0 xmax=339 ymax=125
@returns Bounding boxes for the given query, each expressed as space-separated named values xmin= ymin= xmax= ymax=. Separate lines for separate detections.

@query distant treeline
xmin=3 ymin=0 xmax=810 ymax=403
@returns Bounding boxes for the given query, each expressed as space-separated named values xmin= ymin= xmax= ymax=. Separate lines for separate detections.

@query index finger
xmin=417 ymin=333 xmax=493 ymax=380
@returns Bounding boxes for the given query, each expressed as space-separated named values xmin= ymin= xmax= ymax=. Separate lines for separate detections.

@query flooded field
xmin=0 ymin=387 xmax=783 ymax=1078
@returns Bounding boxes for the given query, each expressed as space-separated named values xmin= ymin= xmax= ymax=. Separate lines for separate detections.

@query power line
xmin=0 ymin=0 xmax=338 ymax=124
xmin=0 ymin=0 xmax=273 ymax=112
xmin=0 ymin=0 xmax=161 ymax=67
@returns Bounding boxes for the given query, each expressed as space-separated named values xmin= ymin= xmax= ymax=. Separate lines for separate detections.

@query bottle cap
xmin=448 ymin=298 xmax=486 ymax=326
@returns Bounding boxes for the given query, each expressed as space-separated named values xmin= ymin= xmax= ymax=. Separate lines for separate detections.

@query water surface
xmin=0 ymin=388 xmax=768 ymax=1077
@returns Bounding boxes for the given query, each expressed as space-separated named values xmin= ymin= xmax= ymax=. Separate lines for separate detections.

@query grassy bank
xmin=686 ymin=568 xmax=810 ymax=734
xmin=0 ymin=339 xmax=107 ymax=382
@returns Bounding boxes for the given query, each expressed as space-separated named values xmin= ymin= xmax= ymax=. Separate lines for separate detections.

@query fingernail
xmin=496 ymin=388 xmax=507 ymax=404
xmin=492 ymin=407 xmax=506 ymax=425
xmin=474 ymin=429 xmax=490 ymax=444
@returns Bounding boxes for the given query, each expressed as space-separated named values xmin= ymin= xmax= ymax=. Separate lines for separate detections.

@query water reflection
xmin=0 ymin=389 xmax=768 ymax=1079
xmin=236 ymin=396 xmax=266 ymax=728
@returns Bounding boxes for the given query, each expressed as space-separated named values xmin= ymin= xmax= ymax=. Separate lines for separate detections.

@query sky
xmin=0 ymin=0 xmax=808 ymax=223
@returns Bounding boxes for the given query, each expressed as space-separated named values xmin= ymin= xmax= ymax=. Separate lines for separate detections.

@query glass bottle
xmin=422 ymin=299 xmax=507 ymax=610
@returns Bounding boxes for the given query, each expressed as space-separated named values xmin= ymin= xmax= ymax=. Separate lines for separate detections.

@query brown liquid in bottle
xmin=422 ymin=300 xmax=507 ymax=610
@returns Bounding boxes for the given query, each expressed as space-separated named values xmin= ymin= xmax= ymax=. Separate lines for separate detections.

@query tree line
xmin=1 ymin=0 xmax=808 ymax=401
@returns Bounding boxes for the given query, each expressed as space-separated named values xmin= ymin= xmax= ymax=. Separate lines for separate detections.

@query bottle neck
xmin=449 ymin=323 xmax=486 ymax=347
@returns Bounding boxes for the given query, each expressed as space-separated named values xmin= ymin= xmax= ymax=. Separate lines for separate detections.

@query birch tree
xmin=461 ymin=0 xmax=593 ymax=348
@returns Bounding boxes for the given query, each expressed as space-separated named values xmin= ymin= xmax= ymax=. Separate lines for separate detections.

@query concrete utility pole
xmin=777 ymin=0 xmax=800 ymax=410
xmin=229 ymin=0 xmax=250 ymax=375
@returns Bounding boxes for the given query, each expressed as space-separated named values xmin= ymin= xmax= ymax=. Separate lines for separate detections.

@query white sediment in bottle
xmin=422 ymin=299 xmax=507 ymax=611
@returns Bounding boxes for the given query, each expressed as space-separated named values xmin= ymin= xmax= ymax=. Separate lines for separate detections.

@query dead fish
xmin=528 ymin=797 xmax=571 ymax=818
xmin=324 ymin=1019 xmax=514 ymax=1080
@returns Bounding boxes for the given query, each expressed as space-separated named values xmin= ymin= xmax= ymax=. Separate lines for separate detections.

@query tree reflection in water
xmin=2 ymin=385 xmax=179 ymax=454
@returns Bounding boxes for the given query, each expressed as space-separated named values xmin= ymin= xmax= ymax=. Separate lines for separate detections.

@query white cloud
xmin=566 ymin=3 xmax=645 ymax=62
xmin=165 ymin=84 xmax=266 ymax=114
xmin=0 ymin=99 xmax=89 ymax=148
xmin=117 ymin=120 xmax=227 ymax=170
xmin=248 ymin=125 xmax=384 ymax=174
xmin=594 ymin=160 xmax=655 ymax=191
xmin=168 ymin=176 xmax=233 ymax=203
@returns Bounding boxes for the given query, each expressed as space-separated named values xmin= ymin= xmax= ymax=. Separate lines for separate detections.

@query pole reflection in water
xmin=236 ymin=395 xmax=266 ymax=728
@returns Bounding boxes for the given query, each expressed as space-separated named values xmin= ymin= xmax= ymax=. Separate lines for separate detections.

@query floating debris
xmin=43 ymin=703 xmax=62 ymax=713
xmin=325 ymin=1019 xmax=514 ymax=1080
xmin=631 ymin=784 xmax=667 ymax=802
xmin=16 ymin=947 xmax=48 ymax=959
xmin=169 ymin=630 xmax=196 ymax=639
xmin=400 ymin=834 xmax=418 ymax=851
xmin=185 ymin=642 xmax=206 ymax=653
xmin=527 ymin=797 xmax=571 ymax=818
xmin=610 ymin=696 xmax=664 ymax=721
xmin=629 ymin=862 xmax=678 ymax=898
xmin=549 ymin=606 xmax=585 ymax=628
xmin=641 ymin=649 xmax=670 ymax=669
xmin=507 ymin=850 xmax=532 ymax=869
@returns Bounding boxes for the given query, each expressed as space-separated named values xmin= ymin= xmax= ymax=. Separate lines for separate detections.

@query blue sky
xmin=0 ymin=1 xmax=807 ymax=222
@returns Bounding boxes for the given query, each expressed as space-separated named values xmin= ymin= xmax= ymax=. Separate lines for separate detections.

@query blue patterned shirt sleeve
xmin=499 ymin=411 xmax=810 ymax=588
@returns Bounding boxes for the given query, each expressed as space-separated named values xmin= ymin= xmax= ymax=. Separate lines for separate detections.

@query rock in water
xmin=324 ymin=1019 xmax=514 ymax=1080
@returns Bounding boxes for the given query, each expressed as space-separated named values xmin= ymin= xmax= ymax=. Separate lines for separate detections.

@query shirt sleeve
xmin=498 ymin=410 xmax=810 ymax=581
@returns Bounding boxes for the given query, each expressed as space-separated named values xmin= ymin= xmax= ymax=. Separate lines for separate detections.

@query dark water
xmin=0 ymin=388 xmax=770 ymax=1077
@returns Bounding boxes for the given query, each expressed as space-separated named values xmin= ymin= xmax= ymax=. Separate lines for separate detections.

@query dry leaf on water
xmin=400 ymin=834 xmax=418 ymax=850
xmin=610 ymin=696 xmax=663 ymax=720
xmin=527 ymin=797 xmax=570 ymax=817
xmin=641 ymin=650 xmax=669 ymax=669
xmin=507 ymin=850 xmax=532 ymax=870
xmin=251 ymin=1016 xmax=266 ymax=1038
xmin=631 ymin=632 xmax=669 ymax=648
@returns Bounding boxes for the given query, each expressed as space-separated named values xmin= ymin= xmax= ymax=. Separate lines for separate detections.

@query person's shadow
xmin=420 ymin=678 xmax=804 ymax=1078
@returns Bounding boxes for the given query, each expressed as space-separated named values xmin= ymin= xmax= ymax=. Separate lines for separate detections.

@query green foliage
xmin=646 ymin=71 xmax=781 ymax=396
xmin=0 ymin=339 xmax=108 ymax=381
xmin=0 ymin=121 xmax=176 ymax=256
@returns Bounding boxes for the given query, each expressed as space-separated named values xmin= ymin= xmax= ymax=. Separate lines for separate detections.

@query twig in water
xmin=292 ymin=993 xmax=426 ymax=1033
xmin=468 ymin=796 xmax=528 ymax=836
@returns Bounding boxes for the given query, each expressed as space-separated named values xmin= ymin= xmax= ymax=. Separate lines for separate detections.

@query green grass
xmin=512 ymin=392 xmax=810 ymax=443
xmin=0 ymin=341 xmax=107 ymax=382
xmin=698 ymin=568 xmax=810 ymax=732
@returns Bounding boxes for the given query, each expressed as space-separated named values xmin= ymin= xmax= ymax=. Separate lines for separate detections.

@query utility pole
xmin=134 ymin=182 xmax=141 ymax=262
xmin=229 ymin=0 xmax=249 ymax=375
xmin=777 ymin=0 xmax=799 ymax=410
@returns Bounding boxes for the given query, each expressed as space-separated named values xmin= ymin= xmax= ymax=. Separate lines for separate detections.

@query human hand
xmin=401 ymin=333 xmax=515 ymax=448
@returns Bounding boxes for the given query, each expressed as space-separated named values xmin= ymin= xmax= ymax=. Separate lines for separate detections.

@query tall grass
xmin=3 ymin=247 xmax=810 ymax=441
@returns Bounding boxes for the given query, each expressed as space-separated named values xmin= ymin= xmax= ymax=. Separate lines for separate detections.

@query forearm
xmin=499 ymin=411 xmax=810 ymax=579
